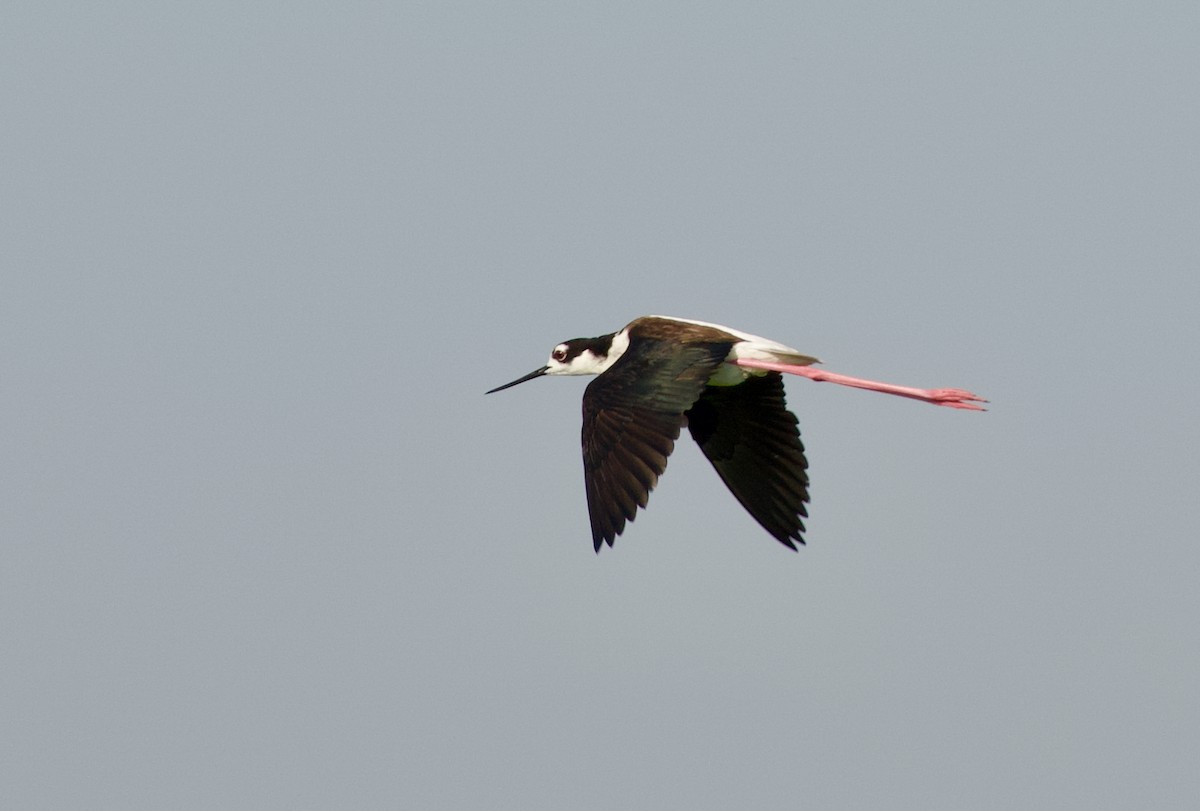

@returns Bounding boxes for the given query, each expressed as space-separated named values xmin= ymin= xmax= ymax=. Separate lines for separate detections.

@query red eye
xmin=552 ymin=348 xmax=567 ymax=361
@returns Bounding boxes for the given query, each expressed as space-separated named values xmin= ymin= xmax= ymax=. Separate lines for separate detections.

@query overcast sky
xmin=3 ymin=4 xmax=1198 ymax=809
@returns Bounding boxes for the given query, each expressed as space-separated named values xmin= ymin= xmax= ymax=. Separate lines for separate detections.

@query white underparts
xmin=711 ymin=339 xmax=821 ymax=387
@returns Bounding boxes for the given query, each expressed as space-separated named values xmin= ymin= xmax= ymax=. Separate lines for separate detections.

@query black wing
xmin=582 ymin=338 xmax=732 ymax=551
xmin=686 ymin=373 xmax=809 ymax=549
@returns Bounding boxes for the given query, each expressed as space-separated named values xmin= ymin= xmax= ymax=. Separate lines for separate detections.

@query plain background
xmin=3 ymin=4 xmax=1198 ymax=809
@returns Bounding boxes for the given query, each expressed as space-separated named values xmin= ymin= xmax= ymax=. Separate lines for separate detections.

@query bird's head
xmin=486 ymin=333 xmax=625 ymax=393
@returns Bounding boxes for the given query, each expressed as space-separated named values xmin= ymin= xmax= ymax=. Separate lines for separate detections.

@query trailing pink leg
xmin=731 ymin=358 xmax=987 ymax=411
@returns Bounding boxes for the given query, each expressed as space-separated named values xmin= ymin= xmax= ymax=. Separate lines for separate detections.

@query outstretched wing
xmin=582 ymin=338 xmax=731 ymax=551
xmin=686 ymin=373 xmax=809 ymax=549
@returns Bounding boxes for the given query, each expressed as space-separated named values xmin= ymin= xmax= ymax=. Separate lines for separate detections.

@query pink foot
xmin=731 ymin=359 xmax=988 ymax=411
xmin=919 ymin=388 xmax=990 ymax=411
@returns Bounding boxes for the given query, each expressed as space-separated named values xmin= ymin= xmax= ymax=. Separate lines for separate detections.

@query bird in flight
xmin=487 ymin=315 xmax=985 ymax=552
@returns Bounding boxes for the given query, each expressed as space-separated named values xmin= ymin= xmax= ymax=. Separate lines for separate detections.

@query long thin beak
xmin=486 ymin=366 xmax=550 ymax=394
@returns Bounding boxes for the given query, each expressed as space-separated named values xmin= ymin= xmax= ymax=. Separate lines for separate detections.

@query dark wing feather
xmin=582 ymin=338 xmax=732 ymax=551
xmin=686 ymin=373 xmax=809 ymax=549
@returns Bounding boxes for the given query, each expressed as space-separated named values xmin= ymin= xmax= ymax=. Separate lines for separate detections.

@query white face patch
xmin=546 ymin=349 xmax=603 ymax=376
xmin=543 ymin=329 xmax=631 ymax=377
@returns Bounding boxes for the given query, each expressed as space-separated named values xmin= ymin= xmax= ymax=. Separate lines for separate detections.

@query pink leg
xmin=732 ymin=358 xmax=988 ymax=411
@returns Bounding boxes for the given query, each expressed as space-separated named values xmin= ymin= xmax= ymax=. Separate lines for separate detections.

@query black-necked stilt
xmin=487 ymin=315 xmax=985 ymax=552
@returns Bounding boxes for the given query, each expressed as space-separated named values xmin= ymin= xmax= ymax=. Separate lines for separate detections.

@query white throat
xmin=594 ymin=329 xmax=630 ymax=374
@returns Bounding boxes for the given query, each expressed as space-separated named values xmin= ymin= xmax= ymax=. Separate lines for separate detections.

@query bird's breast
xmin=706 ymin=361 xmax=756 ymax=387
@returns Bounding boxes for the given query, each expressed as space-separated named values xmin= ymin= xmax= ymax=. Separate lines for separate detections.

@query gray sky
xmin=3 ymin=4 xmax=1198 ymax=809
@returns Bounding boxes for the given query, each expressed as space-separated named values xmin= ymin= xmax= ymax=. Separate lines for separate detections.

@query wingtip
xmin=777 ymin=534 xmax=804 ymax=551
